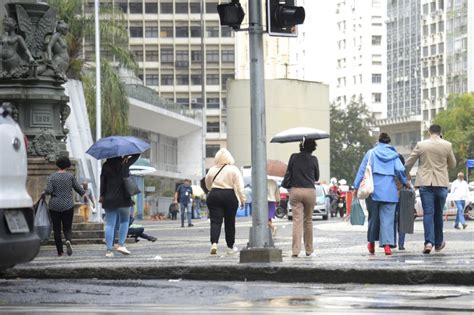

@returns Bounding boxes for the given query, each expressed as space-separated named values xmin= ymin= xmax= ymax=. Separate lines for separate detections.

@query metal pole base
xmin=239 ymin=247 xmax=283 ymax=263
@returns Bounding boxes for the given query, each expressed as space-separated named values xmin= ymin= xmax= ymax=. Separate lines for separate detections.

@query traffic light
xmin=267 ymin=0 xmax=305 ymax=37
xmin=217 ymin=0 xmax=245 ymax=30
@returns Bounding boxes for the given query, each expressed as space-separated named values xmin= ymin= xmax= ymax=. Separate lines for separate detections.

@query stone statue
xmin=38 ymin=20 xmax=69 ymax=80
xmin=0 ymin=16 xmax=35 ymax=76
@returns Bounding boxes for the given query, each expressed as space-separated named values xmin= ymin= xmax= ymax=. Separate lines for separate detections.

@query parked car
xmin=414 ymin=185 xmax=474 ymax=220
xmin=287 ymin=184 xmax=330 ymax=221
xmin=0 ymin=104 xmax=40 ymax=271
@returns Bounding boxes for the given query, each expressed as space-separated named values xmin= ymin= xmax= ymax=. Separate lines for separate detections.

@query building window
xmin=438 ymin=64 xmax=444 ymax=75
xmin=190 ymin=26 xmax=201 ymax=37
xmin=438 ymin=42 xmax=444 ymax=54
xmin=221 ymin=27 xmax=232 ymax=37
xmin=206 ymin=26 xmax=219 ymax=37
xmin=423 ymin=25 xmax=429 ymax=36
xmin=146 ymin=50 xmax=158 ymax=62
xmin=371 ymin=0 xmax=381 ymax=8
xmin=221 ymin=50 xmax=234 ymax=63
xmin=161 ymin=74 xmax=173 ymax=85
xmin=430 ymin=44 xmax=436 ymax=55
xmin=175 ymin=50 xmax=189 ymax=68
xmin=430 ymin=23 xmax=436 ymax=34
xmin=191 ymin=50 xmax=202 ymax=62
xmin=438 ymin=21 xmax=444 ymax=32
xmin=423 ymin=46 xmax=429 ymax=57
xmin=206 ymin=50 xmax=219 ymax=63
xmin=145 ymin=3 xmax=158 ymax=13
xmin=206 ymin=74 xmax=219 ymax=85
xmin=221 ymin=74 xmax=234 ymax=89
xmin=129 ymin=26 xmax=143 ymax=38
xmin=371 ymin=54 xmax=382 ymax=65
xmin=430 ymin=1 xmax=436 ymax=12
xmin=176 ymin=26 xmax=188 ymax=38
xmin=132 ymin=49 xmax=143 ymax=62
xmin=145 ymin=74 xmax=158 ymax=86
xmin=206 ymin=144 xmax=220 ymax=157
xmin=191 ymin=74 xmax=202 ymax=85
xmin=160 ymin=2 xmax=173 ymax=13
xmin=423 ymin=67 xmax=429 ymax=78
xmin=129 ymin=2 xmax=142 ymax=14
xmin=176 ymin=75 xmax=189 ymax=85
xmin=160 ymin=26 xmax=173 ymax=38
xmin=423 ymin=3 xmax=429 ymax=14
xmin=205 ymin=2 xmax=218 ymax=14
xmin=372 ymin=74 xmax=382 ymax=83
xmin=371 ymin=35 xmax=382 ymax=45
xmin=161 ymin=48 xmax=174 ymax=64
xmin=190 ymin=3 xmax=201 ymax=13
xmin=117 ymin=2 xmax=127 ymax=13
xmin=145 ymin=26 xmax=158 ymax=38
xmin=423 ymin=89 xmax=429 ymax=99
xmin=430 ymin=65 xmax=436 ymax=76
xmin=207 ymin=98 xmax=220 ymax=109
xmin=438 ymin=86 xmax=444 ymax=97
xmin=175 ymin=3 xmax=188 ymax=14
xmin=372 ymin=93 xmax=381 ymax=103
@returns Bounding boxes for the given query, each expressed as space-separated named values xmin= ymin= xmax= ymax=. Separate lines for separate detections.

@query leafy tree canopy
xmin=433 ymin=93 xmax=474 ymax=178
xmin=330 ymin=99 xmax=376 ymax=184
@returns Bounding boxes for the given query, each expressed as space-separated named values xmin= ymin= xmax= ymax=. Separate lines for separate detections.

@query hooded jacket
xmin=354 ymin=143 xmax=407 ymax=203
xmin=205 ymin=148 xmax=245 ymax=205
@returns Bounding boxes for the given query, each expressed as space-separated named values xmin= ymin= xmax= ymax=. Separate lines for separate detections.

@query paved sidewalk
xmin=2 ymin=217 xmax=473 ymax=285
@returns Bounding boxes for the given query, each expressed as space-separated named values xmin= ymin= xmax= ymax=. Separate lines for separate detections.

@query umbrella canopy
xmin=267 ymin=159 xmax=287 ymax=177
xmin=86 ymin=136 xmax=150 ymax=160
xmin=270 ymin=127 xmax=329 ymax=143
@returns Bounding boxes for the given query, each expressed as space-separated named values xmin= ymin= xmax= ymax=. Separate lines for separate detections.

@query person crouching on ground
xmin=100 ymin=153 xmax=139 ymax=257
xmin=43 ymin=156 xmax=86 ymax=257
xmin=205 ymin=148 xmax=245 ymax=255
xmin=353 ymin=133 xmax=407 ymax=256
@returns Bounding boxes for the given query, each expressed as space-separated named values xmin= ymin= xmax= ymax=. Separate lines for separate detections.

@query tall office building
xmin=332 ymin=0 xmax=387 ymax=119
xmin=84 ymin=1 xmax=235 ymax=169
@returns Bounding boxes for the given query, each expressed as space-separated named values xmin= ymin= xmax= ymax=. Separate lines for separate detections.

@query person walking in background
xmin=100 ymin=154 xmax=140 ymax=257
xmin=354 ymin=133 xmax=407 ymax=256
xmin=205 ymin=148 xmax=245 ymax=255
xmin=193 ymin=196 xmax=202 ymax=219
xmin=267 ymin=178 xmax=280 ymax=237
xmin=174 ymin=179 xmax=194 ymax=227
xmin=79 ymin=181 xmax=96 ymax=222
xmin=283 ymin=138 xmax=319 ymax=258
xmin=43 ymin=156 xmax=86 ymax=257
xmin=451 ymin=172 xmax=469 ymax=230
xmin=244 ymin=184 xmax=253 ymax=216
xmin=405 ymin=124 xmax=456 ymax=254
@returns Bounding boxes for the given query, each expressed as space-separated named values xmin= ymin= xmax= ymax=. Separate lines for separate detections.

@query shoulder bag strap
xmin=211 ymin=164 xmax=227 ymax=185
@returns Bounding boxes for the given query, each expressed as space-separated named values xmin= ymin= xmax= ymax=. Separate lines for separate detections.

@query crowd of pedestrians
xmin=41 ymin=123 xmax=468 ymax=259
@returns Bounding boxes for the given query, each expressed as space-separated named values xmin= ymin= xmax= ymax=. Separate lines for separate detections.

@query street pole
xmin=94 ymin=0 xmax=102 ymax=222
xmin=200 ymin=0 xmax=207 ymax=177
xmin=239 ymin=0 xmax=282 ymax=263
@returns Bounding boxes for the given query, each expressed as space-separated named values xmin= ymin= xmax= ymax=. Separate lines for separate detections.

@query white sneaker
xmin=226 ymin=246 xmax=239 ymax=254
xmin=210 ymin=243 xmax=217 ymax=255
xmin=105 ymin=251 xmax=114 ymax=258
xmin=116 ymin=246 xmax=131 ymax=255
xmin=305 ymin=252 xmax=317 ymax=257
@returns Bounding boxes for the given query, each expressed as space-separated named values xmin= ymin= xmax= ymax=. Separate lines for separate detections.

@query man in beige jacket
xmin=405 ymin=124 xmax=456 ymax=254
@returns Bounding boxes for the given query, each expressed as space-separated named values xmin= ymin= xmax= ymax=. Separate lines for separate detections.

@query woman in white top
xmin=451 ymin=172 xmax=470 ymax=229
xmin=205 ymin=148 xmax=245 ymax=255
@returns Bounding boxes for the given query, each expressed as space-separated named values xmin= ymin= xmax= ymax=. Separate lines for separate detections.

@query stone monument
xmin=0 ymin=1 xmax=71 ymax=202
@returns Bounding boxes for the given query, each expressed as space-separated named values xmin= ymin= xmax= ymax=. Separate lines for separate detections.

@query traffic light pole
xmin=239 ymin=0 xmax=282 ymax=263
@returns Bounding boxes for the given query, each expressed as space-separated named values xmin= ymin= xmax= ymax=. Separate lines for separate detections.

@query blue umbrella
xmin=86 ymin=136 xmax=150 ymax=160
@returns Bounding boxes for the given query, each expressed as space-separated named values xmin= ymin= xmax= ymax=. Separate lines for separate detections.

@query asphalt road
xmin=0 ymin=279 xmax=472 ymax=314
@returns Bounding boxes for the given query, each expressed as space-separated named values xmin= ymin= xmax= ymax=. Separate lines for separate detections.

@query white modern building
xmin=332 ymin=0 xmax=387 ymax=119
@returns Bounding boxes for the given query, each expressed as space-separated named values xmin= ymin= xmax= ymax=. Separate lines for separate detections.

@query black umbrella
xmin=270 ymin=127 xmax=329 ymax=143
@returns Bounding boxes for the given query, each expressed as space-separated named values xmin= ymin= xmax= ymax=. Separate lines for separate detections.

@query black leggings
xmin=49 ymin=208 xmax=74 ymax=254
xmin=206 ymin=189 xmax=239 ymax=248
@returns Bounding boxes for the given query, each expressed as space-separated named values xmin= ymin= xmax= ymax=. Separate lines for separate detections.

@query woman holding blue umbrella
xmin=87 ymin=135 xmax=150 ymax=257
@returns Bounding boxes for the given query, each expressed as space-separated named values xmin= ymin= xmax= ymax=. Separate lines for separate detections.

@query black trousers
xmin=49 ymin=208 xmax=74 ymax=254
xmin=206 ymin=188 xmax=239 ymax=248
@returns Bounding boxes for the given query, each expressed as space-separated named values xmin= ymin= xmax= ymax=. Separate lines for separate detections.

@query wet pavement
xmin=0 ymin=279 xmax=473 ymax=314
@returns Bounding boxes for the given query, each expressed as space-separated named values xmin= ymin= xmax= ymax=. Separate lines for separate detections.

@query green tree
xmin=330 ymin=99 xmax=376 ymax=183
xmin=433 ymin=93 xmax=474 ymax=178
xmin=48 ymin=0 xmax=137 ymax=137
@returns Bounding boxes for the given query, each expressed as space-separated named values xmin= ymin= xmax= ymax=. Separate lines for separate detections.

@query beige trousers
xmin=289 ymin=188 xmax=316 ymax=256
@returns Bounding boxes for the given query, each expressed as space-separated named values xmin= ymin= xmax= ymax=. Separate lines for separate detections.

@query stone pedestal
xmin=239 ymin=248 xmax=283 ymax=263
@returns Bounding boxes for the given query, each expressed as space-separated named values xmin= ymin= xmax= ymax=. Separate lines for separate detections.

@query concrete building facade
xmin=226 ymin=79 xmax=330 ymax=182
xmin=332 ymin=0 xmax=387 ymax=119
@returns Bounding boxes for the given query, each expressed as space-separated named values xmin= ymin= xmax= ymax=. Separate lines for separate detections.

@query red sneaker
xmin=384 ymin=245 xmax=392 ymax=255
xmin=367 ymin=242 xmax=375 ymax=254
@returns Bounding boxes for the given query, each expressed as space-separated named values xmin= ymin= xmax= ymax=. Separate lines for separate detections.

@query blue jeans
xmin=394 ymin=203 xmax=406 ymax=248
xmin=455 ymin=200 xmax=466 ymax=227
xmin=419 ymin=186 xmax=448 ymax=246
xmin=245 ymin=203 xmax=252 ymax=216
xmin=193 ymin=206 xmax=201 ymax=219
xmin=105 ymin=207 xmax=130 ymax=251
xmin=366 ymin=196 xmax=397 ymax=247
xmin=180 ymin=203 xmax=192 ymax=226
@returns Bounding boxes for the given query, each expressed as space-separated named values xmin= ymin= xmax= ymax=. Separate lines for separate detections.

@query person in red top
xmin=328 ymin=179 xmax=341 ymax=217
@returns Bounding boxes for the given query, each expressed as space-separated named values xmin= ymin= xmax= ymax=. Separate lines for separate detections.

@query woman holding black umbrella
xmin=282 ymin=138 xmax=320 ymax=258
xmin=100 ymin=154 xmax=140 ymax=257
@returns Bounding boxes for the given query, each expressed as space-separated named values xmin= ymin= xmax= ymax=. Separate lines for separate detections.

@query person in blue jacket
xmin=353 ymin=133 xmax=407 ymax=256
